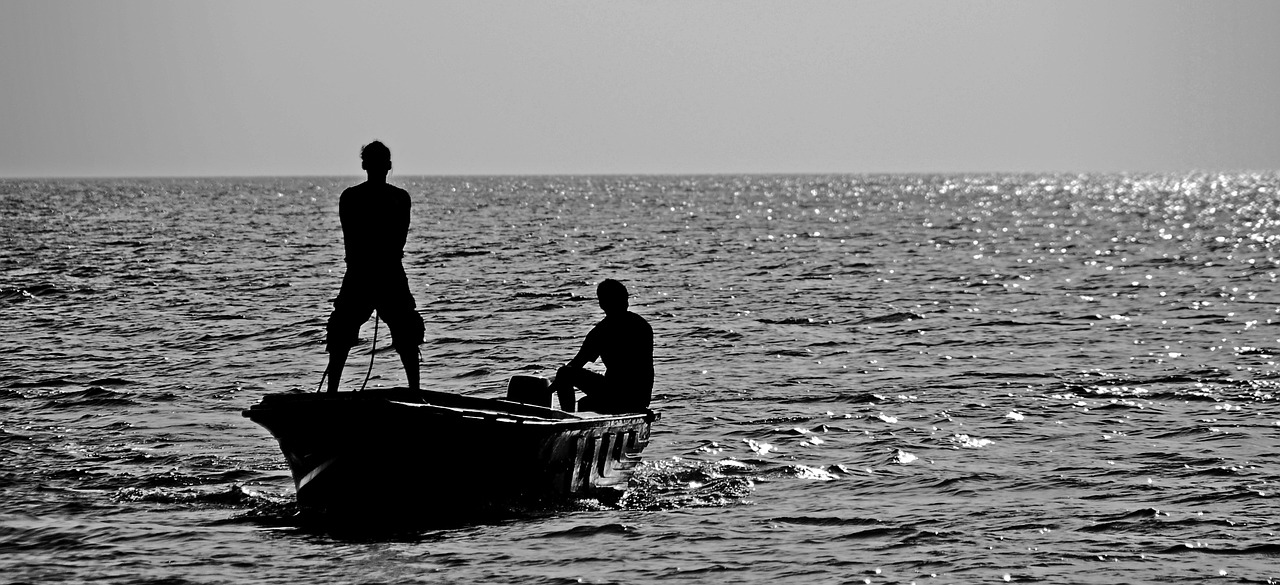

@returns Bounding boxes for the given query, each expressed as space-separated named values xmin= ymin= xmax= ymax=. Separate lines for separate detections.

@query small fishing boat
xmin=242 ymin=380 xmax=657 ymax=518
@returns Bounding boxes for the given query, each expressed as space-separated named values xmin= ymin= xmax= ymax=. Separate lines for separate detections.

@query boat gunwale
xmin=241 ymin=388 xmax=658 ymax=428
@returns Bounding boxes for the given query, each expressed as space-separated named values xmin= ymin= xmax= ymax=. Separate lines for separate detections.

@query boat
xmin=242 ymin=380 xmax=658 ymax=519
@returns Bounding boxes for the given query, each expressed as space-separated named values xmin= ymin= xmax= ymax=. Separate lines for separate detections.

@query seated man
xmin=549 ymin=279 xmax=654 ymax=414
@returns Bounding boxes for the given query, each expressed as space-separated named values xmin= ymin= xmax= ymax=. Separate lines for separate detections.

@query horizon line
xmin=3 ymin=168 xmax=1276 ymax=181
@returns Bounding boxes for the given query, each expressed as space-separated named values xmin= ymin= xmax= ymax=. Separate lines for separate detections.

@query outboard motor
xmin=505 ymin=375 xmax=552 ymax=407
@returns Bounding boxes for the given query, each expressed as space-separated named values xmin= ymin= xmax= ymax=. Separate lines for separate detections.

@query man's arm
xmin=338 ymin=189 xmax=350 ymax=228
xmin=566 ymin=326 xmax=600 ymax=369
xmin=393 ymin=188 xmax=410 ymax=257
xmin=338 ymin=189 xmax=354 ymax=259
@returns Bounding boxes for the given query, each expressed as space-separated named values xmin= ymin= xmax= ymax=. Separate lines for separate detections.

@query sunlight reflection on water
xmin=2 ymin=173 xmax=1279 ymax=583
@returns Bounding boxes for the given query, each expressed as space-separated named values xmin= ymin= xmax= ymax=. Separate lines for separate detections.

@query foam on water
xmin=3 ymin=173 xmax=1280 ymax=583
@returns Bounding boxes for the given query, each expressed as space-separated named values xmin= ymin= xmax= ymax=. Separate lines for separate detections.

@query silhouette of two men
xmin=324 ymin=141 xmax=653 ymax=414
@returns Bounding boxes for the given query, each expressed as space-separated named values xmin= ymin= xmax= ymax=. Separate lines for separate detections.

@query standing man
xmin=325 ymin=141 xmax=424 ymax=392
xmin=549 ymin=279 xmax=654 ymax=413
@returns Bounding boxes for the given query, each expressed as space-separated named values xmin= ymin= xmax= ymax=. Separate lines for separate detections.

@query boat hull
xmin=242 ymin=388 xmax=656 ymax=517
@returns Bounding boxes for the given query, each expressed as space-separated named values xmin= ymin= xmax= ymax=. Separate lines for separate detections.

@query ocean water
xmin=2 ymin=173 xmax=1279 ymax=584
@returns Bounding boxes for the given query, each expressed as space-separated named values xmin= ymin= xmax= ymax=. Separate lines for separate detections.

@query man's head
xmin=361 ymin=141 xmax=392 ymax=174
xmin=597 ymin=279 xmax=629 ymax=315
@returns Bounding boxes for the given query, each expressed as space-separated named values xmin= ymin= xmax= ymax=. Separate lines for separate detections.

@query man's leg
xmin=383 ymin=306 xmax=424 ymax=391
xmin=325 ymin=297 xmax=371 ymax=393
xmin=326 ymin=348 xmax=349 ymax=393
xmin=551 ymin=367 xmax=609 ymax=412
xmin=551 ymin=366 xmax=577 ymax=412
xmin=397 ymin=346 xmax=420 ymax=391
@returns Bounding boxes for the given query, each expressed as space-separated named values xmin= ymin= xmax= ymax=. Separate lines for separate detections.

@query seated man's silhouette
xmin=549 ymin=279 xmax=654 ymax=413
xmin=324 ymin=141 xmax=424 ymax=391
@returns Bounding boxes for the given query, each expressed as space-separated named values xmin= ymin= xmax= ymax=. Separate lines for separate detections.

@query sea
xmin=2 ymin=173 xmax=1279 ymax=584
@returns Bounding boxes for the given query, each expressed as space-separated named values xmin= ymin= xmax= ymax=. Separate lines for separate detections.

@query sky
xmin=2 ymin=1 xmax=1278 ymax=177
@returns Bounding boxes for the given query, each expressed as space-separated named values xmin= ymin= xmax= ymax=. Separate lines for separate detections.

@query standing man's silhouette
xmin=548 ymin=279 xmax=654 ymax=413
xmin=324 ymin=141 xmax=424 ymax=391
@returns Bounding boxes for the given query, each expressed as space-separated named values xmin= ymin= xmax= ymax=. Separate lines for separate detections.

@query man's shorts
xmin=325 ymin=272 xmax=424 ymax=353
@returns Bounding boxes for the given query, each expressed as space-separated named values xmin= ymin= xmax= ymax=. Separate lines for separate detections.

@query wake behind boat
xmin=242 ymin=383 xmax=658 ymax=519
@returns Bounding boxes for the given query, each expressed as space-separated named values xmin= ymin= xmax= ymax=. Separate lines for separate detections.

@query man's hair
xmin=361 ymin=141 xmax=391 ymax=169
xmin=597 ymin=279 xmax=628 ymax=303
